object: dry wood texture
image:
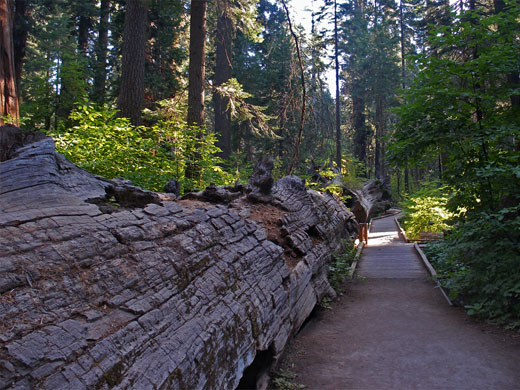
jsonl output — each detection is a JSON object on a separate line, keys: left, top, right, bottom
{"left": 0, "top": 133, "right": 357, "bottom": 389}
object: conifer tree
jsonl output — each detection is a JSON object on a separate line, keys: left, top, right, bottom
{"left": 117, "top": 0, "right": 148, "bottom": 126}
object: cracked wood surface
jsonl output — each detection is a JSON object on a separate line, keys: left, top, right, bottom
{"left": 0, "top": 137, "right": 357, "bottom": 389}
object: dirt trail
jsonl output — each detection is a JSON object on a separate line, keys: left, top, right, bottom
{"left": 279, "top": 215, "right": 520, "bottom": 390}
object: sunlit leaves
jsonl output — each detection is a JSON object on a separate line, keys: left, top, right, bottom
{"left": 51, "top": 102, "right": 233, "bottom": 192}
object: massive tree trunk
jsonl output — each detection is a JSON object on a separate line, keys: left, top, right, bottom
{"left": 185, "top": 0, "right": 207, "bottom": 185}
{"left": 117, "top": 0, "right": 147, "bottom": 126}
{"left": 92, "top": 0, "right": 110, "bottom": 103}
{"left": 346, "top": 179, "right": 392, "bottom": 223}
{"left": 0, "top": 0, "right": 18, "bottom": 125}
{"left": 0, "top": 131, "right": 358, "bottom": 389}
{"left": 214, "top": 0, "right": 232, "bottom": 160}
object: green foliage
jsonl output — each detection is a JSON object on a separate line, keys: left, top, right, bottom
{"left": 390, "top": 1, "right": 520, "bottom": 327}
{"left": 424, "top": 206, "right": 520, "bottom": 327}
{"left": 144, "top": 99, "right": 234, "bottom": 191}
{"left": 51, "top": 102, "right": 232, "bottom": 192}
{"left": 20, "top": 1, "right": 88, "bottom": 130}
{"left": 223, "top": 152, "right": 254, "bottom": 184}
{"left": 400, "top": 183, "right": 455, "bottom": 239}
{"left": 329, "top": 240, "right": 357, "bottom": 292}
{"left": 213, "top": 78, "right": 275, "bottom": 138}
{"left": 303, "top": 155, "right": 364, "bottom": 204}
{"left": 389, "top": 2, "right": 520, "bottom": 214}
{"left": 272, "top": 369, "right": 306, "bottom": 390}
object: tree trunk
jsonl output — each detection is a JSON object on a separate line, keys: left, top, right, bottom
{"left": 0, "top": 0, "right": 18, "bottom": 125}
{"left": 494, "top": 0, "right": 520, "bottom": 151}
{"left": 13, "top": 0, "right": 28, "bottom": 90}
{"left": 0, "top": 136, "right": 359, "bottom": 389}
{"left": 92, "top": 0, "right": 110, "bottom": 103}
{"left": 77, "top": 15, "right": 91, "bottom": 56}
{"left": 346, "top": 179, "right": 392, "bottom": 223}
{"left": 282, "top": 0, "right": 307, "bottom": 175}
{"left": 334, "top": 0, "right": 341, "bottom": 169}
{"left": 352, "top": 90, "right": 366, "bottom": 165}
{"left": 374, "top": 95, "right": 385, "bottom": 179}
{"left": 399, "top": 0, "right": 409, "bottom": 191}
{"left": 214, "top": 0, "right": 232, "bottom": 160}
{"left": 399, "top": 0, "right": 406, "bottom": 90}
{"left": 187, "top": 0, "right": 206, "bottom": 128}
{"left": 185, "top": 0, "right": 207, "bottom": 185}
{"left": 404, "top": 167, "right": 409, "bottom": 192}
{"left": 117, "top": 0, "right": 147, "bottom": 126}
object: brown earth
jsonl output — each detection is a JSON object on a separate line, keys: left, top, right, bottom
{"left": 276, "top": 216, "right": 520, "bottom": 390}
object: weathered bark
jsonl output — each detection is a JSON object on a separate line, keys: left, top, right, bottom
{"left": 92, "top": 0, "right": 110, "bottom": 103}
{"left": 214, "top": 0, "right": 232, "bottom": 160}
{"left": 0, "top": 124, "right": 45, "bottom": 161}
{"left": 0, "top": 0, "right": 18, "bottom": 125}
{"left": 117, "top": 0, "right": 147, "bottom": 126}
{"left": 246, "top": 156, "right": 275, "bottom": 203}
{"left": 0, "top": 133, "right": 358, "bottom": 389}
{"left": 346, "top": 179, "right": 392, "bottom": 223}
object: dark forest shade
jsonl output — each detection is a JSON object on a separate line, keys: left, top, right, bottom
{"left": 13, "top": 0, "right": 28, "bottom": 91}
{"left": 214, "top": 0, "right": 232, "bottom": 160}
{"left": 185, "top": 0, "right": 207, "bottom": 184}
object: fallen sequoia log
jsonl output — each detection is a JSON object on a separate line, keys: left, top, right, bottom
{"left": 0, "top": 134, "right": 358, "bottom": 389}
{"left": 345, "top": 179, "right": 392, "bottom": 223}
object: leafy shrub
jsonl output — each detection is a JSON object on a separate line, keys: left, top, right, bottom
{"left": 400, "top": 183, "right": 455, "bottom": 239}
{"left": 329, "top": 240, "right": 357, "bottom": 292}
{"left": 51, "top": 102, "right": 233, "bottom": 192}
{"left": 425, "top": 206, "right": 520, "bottom": 328}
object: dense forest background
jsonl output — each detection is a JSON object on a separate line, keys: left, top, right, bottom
{"left": 1, "top": 0, "right": 519, "bottom": 326}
